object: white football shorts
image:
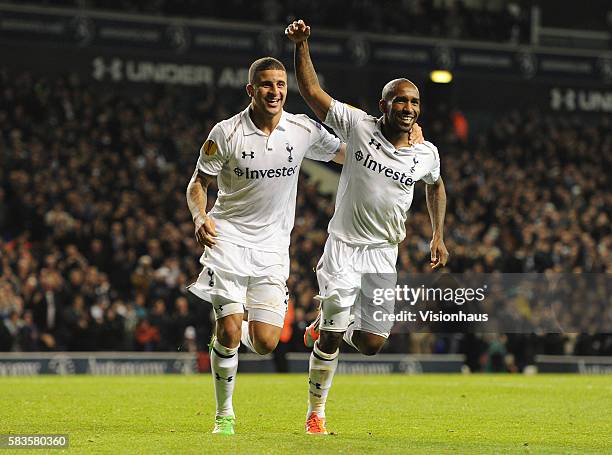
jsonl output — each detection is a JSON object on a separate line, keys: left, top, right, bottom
{"left": 187, "top": 239, "right": 289, "bottom": 328}
{"left": 316, "top": 234, "right": 397, "bottom": 337}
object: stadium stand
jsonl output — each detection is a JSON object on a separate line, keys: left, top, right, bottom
{"left": 5, "top": 0, "right": 531, "bottom": 43}
{"left": 0, "top": 68, "right": 610, "bottom": 371}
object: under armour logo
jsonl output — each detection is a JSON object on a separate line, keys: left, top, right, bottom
{"left": 92, "top": 57, "right": 123, "bottom": 81}
{"left": 355, "top": 150, "right": 364, "bottom": 161}
{"left": 242, "top": 151, "right": 255, "bottom": 159}
{"left": 324, "top": 319, "right": 334, "bottom": 325}
{"left": 368, "top": 138, "right": 382, "bottom": 150}
{"left": 207, "top": 269, "right": 214, "bottom": 287}
{"left": 234, "top": 167, "right": 244, "bottom": 177}
{"left": 309, "top": 379, "right": 322, "bottom": 389}
{"left": 409, "top": 157, "right": 419, "bottom": 173}
{"left": 550, "top": 88, "right": 577, "bottom": 111}
{"left": 286, "top": 143, "right": 294, "bottom": 162}
{"left": 215, "top": 373, "right": 233, "bottom": 382}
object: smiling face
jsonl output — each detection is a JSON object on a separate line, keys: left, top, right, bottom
{"left": 379, "top": 80, "right": 420, "bottom": 134}
{"left": 247, "top": 69, "right": 288, "bottom": 119}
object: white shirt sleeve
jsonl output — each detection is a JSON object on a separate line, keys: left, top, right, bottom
{"left": 304, "top": 118, "right": 342, "bottom": 162}
{"left": 324, "top": 99, "right": 368, "bottom": 143}
{"left": 421, "top": 142, "right": 441, "bottom": 185}
{"left": 196, "top": 124, "right": 229, "bottom": 176}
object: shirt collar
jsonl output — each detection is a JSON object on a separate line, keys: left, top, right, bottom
{"left": 241, "top": 106, "right": 288, "bottom": 136}
{"left": 374, "top": 117, "right": 393, "bottom": 149}
{"left": 375, "top": 117, "right": 415, "bottom": 155}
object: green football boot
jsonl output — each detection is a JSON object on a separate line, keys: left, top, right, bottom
{"left": 212, "top": 415, "right": 235, "bottom": 435}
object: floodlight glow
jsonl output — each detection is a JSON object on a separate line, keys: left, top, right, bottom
{"left": 430, "top": 70, "right": 453, "bottom": 83}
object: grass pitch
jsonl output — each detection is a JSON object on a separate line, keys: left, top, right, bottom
{"left": 1, "top": 374, "right": 610, "bottom": 454}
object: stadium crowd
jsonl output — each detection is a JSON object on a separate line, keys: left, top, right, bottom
{"left": 0, "top": 69, "right": 610, "bottom": 371}
{"left": 11, "top": 0, "right": 530, "bottom": 43}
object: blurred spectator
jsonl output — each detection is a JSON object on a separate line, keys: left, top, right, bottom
{"left": 170, "top": 296, "right": 196, "bottom": 351}
{"left": 134, "top": 319, "right": 160, "bottom": 351}
{"left": 62, "top": 294, "right": 90, "bottom": 350}
{"left": 148, "top": 299, "right": 171, "bottom": 350}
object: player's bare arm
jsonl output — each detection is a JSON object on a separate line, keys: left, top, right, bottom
{"left": 186, "top": 169, "right": 218, "bottom": 248}
{"left": 285, "top": 20, "right": 333, "bottom": 122}
{"left": 426, "top": 177, "right": 449, "bottom": 269}
{"left": 331, "top": 143, "right": 347, "bottom": 164}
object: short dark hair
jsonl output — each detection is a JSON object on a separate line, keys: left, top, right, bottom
{"left": 381, "top": 78, "right": 418, "bottom": 101}
{"left": 248, "top": 57, "right": 286, "bottom": 85}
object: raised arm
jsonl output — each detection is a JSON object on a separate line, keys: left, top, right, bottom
{"left": 186, "top": 170, "right": 218, "bottom": 248}
{"left": 425, "top": 177, "right": 449, "bottom": 269}
{"left": 285, "top": 20, "right": 333, "bottom": 122}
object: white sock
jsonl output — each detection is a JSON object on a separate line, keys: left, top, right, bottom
{"left": 307, "top": 341, "right": 339, "bottom": 419}
{"left": 240, "top": 320, "right": 257, "bottom": 353}
{"left": 343, "top": 322, "right": 359, "bottom": 351}
{"left": 211, "top": 339, "right": 239, "bottom": 418}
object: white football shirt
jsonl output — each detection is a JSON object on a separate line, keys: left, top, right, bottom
{"left": 196, "top": 107, "right": 341, "bottom": 252}
{"left": 325, "top": 99, "right": 440, "bottom": 246}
